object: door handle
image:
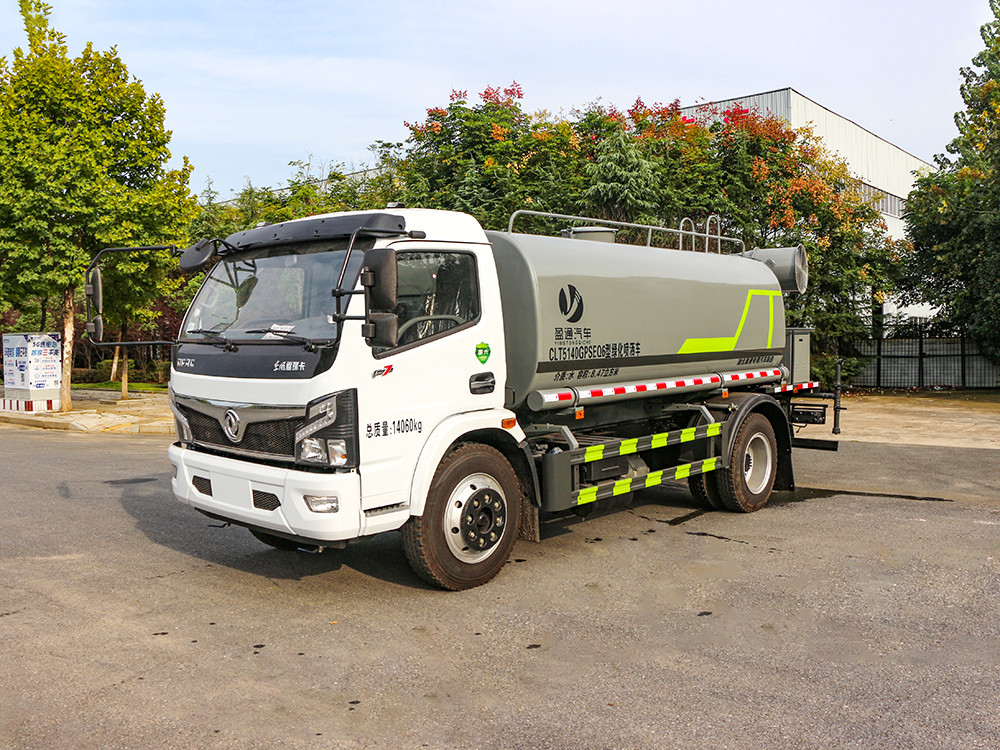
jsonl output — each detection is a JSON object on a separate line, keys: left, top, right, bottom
{"left": 469, "top": 372, "right": 495, "bottom": 395}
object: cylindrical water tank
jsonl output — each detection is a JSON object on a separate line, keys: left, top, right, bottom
{"left": 486, "top": 231, "right": 790, "bottom": 410}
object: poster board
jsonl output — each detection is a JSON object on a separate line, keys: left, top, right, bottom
{"left": 2, "top": 332, "right": 62, "bottom": 411}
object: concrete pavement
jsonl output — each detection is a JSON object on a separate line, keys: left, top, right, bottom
{"left": 0, "top": 388, "right": 174, "bottom": 435}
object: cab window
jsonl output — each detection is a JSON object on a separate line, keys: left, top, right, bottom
{"left": 393, "top": 252, "right": 480, "bottom": 346}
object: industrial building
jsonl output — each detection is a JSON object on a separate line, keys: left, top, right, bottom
{"left": 681, "top": 87, "right": 933, "bottom": 238}
{"left": 682, "top": 87, "right": 934, "bottom": 319}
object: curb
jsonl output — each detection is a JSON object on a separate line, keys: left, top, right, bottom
{"left": 0, "top": 413, "right": 89, "bottom": 431}
{"left": 0, "top": 411, "right": 175, "bottom": 435}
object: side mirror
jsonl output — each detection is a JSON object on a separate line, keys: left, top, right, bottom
{"left": 85, "top": 267, "right": 103, "bottom": 314}
{"left": 362, "top": 312, "right": 399, "bottom": 348}
{"left": 236, "top": 275, "right": 258, "bottom": 307}
{"left": 86, "top": 315, "right": 104, "bottom": 343}
{"left": 360, "top": 247, "right": 398, "bottom": 311}
{"left": 179, "top": 238, "right": 217, "bottom": 273}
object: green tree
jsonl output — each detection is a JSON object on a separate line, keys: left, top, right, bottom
{"left": 0, "top": 0, "right": 195, "bottom": 408}
{"left": 394, "top": 89, "right": 896, "bottom": 383}
{"left": 904, "top": 0, "right": 1000, "bottom": 362}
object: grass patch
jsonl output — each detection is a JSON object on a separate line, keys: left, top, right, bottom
{"left": 71, "top": 381, "right": 168, "bottom": 393}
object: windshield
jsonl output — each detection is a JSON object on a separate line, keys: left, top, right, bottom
{"left": 180, "top": 238, "right": 370, "bottom": 343}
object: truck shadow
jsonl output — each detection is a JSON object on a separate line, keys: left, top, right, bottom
{"left": 539, "top": 483, "right": 705, "bottom": 540}
{"left": 114, "top": 476, "right": 428, "bottom": 589}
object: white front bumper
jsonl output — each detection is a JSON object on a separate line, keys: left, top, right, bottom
{"left": 168, "top": 444, "right": 364, "bottom": 542}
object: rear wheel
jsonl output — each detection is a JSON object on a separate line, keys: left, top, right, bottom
{"left": 688, "top": 472, "right": 725, "bottom": 510}
{"left": 402, "top": 443, "right": 521, "bottom": 590}
{"left": 716, "top": 413, "right": 777, "bottom": 513}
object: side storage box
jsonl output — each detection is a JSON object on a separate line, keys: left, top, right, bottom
{"left": 782, "top": 327, "right": 812, "bottom": 384}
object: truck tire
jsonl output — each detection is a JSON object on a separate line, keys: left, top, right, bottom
{"left": 688, "top": 472, "right": 725, "bottom": 510}
{"left": 716, "top": 413, "right": 777, "bottom": 513}
{"left": 402, "top": 443, "right": 522, "bottom": 590}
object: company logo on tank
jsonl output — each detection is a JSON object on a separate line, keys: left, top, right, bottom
{"left": 558, "top": 285, "right": 584, "bottom": 323}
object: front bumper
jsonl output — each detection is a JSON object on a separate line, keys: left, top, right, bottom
{"left": 168, "top": 443, "right": 363, "bottom": 542}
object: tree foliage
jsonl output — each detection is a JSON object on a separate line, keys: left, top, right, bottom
{"left": 0, "top": 0, "right": 195, "bottom": 406}
{"left": 904, "top": 0, "right": 1000, "bottom": 363}
{"left": 387, "top": 85, "right": 897, "bottom": 383}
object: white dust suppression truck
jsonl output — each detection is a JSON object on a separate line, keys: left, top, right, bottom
{"left": 85, "top": 208, "right": 835, "bottom": 589}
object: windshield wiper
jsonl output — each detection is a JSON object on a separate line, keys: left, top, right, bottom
{"left": 245, "top": 328, "right": 333, "bottom": 352}
{"left": 184, "top": 328, "right": 233, "bottom": 348}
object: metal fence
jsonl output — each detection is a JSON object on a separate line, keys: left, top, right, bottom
{"left": 851, "top": 335, "right": 1000, "bottom": 389}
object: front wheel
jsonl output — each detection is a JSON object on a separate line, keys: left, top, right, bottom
{"left": 402, "top": 443, "right": 522, "bottom": 590}
{"left": 716, "top": 413, "right": 777, "bottom": 513}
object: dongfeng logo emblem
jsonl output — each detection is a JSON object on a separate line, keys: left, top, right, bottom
{"left": 558, "top": 284, "right": 584, "bottom": 323}
{"left": 223, "top": 409, "right": 241, "bottom": 443}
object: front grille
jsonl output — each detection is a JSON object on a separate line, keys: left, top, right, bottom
{"left": 252, "top": 490, "right": 281, "bottom": 511}
{"left": 182, "top": 407, "right": 303, "bottom": 458}
{"left": 192, "top": 475, "right": 213, "bottom": 496}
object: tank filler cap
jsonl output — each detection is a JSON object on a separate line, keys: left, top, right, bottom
{"left": 560, "top": 226, "right": 617, "bottom": 243}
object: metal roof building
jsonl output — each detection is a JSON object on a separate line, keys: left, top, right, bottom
{"left": 682, "top": 88, "right": 935, "bottom": 319}
{"left": 681, "top": 87, "right": 934, "bottom": 242}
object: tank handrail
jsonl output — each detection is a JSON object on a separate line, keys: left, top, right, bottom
{"left": 506, "top": 209, "right": 745, "bottom": 253}
{"left": 678, "top": 217, "right": 696, "bottom": 252}
{"left": 704, "top": 214, "right": 722, "bottom": 254}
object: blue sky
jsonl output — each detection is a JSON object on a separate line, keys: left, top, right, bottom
{"left": 0, "top": 0, "right": 993, "bottom": 198}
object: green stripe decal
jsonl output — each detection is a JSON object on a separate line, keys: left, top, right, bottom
{"left": 584, "top": 445, "right": 605, "bottom": 462}
{"left": 651, "top": 433, "right": 669, "bottom": 449}
{"left": 677, "top": 289, "right": 783, "bottom": 354}
{"left": 645, "top": 471, "right": 664, "bottom": 488}
{"left": 703, "top": 457, "right": 718, "bottom": 472}
{"left": 619, "top": 438, "right": 638, "bottom": 456}
{"left": 577, "top": 486, "right": 598, "bottom": 505}
{"left": 613, "top": 479, "right": 632, "bottom": 496}
{"left": 680, "top": 427, "right": 696, "bottom": 442}
{"left": 707, "top": 423, "right": 722, "bottom": 437}
{"left": 674, "top": 464, "right": 691, "bottom": 480}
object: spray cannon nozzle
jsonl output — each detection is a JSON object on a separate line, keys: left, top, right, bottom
{"left": 744, "top": 245, "right": 808, "bottom": 294}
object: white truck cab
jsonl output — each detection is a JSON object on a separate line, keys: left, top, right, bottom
{"left": 166, "top": 209, "right": 527, "bottom": 588}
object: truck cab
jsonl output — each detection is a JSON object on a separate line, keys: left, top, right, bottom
{"left": 168, "top": 209, "right": 526, "bottom": 588}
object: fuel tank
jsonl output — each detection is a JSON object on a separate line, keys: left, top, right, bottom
{"left": 485, "top": 231, "right": 789, "bottom": 411}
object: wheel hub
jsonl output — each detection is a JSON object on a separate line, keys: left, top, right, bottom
{"left": 743, "top": 432, "right": 773, "bottom": 495}
{"left": 459, "top": 488, "right": 506, "bottom": 552}
{"left": 444, "top": 473, "right": 508, "bottom": 563}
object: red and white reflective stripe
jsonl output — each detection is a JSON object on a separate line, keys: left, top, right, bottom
{"left": 722, "top": 368, "right": 783, "bottom": 383}
{"left": 771, "top": 381, "right": 820, "bottom": 393}
{"left": 1, "top": 398, "right": 57, "bottom": 412}
{"left": 539, "top": 390, "right": 575, "bottom": 405}
{"left": 578, "top": 374, "right": 723, "bottom": 402}
{"left": 533, "top": 368, "right": 783, "bottom": 410}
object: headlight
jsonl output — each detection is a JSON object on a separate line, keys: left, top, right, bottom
{"left": 294, "top": 390, "right": 358, "bottom": 469}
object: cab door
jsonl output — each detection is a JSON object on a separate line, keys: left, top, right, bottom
{"left": 356, "top": 246, "right": 502, "bottom": 510}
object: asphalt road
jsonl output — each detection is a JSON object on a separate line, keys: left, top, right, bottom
{"left": 1, "top": 426, "right": 998, "bottom": 749}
